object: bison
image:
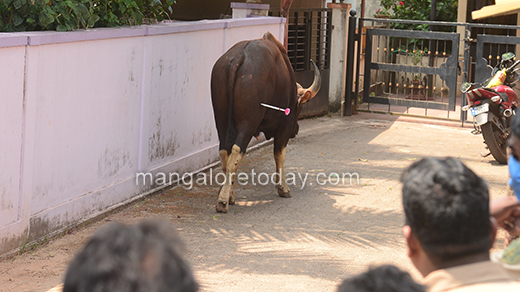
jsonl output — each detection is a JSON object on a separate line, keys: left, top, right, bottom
{"left": 210, "top": 32, "right": 321, "bottom": 213}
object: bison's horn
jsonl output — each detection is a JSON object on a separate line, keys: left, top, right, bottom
{"left": 297, "top": 59, "right": 322, "bottom": 105}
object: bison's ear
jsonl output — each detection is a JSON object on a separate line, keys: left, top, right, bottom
{"left": 297, "top": 89, "right": 313, "bottom": 105}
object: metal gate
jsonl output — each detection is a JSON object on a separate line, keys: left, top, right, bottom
{"left": 271, "top": 8, "right": 332, "bottom": 117}
{"left": 364, "top": 28, "right": 459, "bottom": 111}
{"left": 475, "top": 35, "right": 520, "bottom": 84}
{"left": 347, "top": 14, "right": 520, "bottom": 122}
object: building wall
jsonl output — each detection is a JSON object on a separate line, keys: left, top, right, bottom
{"left": 172, "top": 0, "right": 323, "bottom": 20}
{"left": 0, "top": 17, "right": 285, "bottom": 256}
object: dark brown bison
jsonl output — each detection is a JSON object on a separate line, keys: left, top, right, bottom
{"left": 210, "top": 32, "right": 321, "bottom": 213}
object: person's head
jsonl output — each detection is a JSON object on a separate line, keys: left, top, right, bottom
{"left": 62, "top": 219, "right": 199, "bottom": 292}
{"left": 337, "top": 264, "right": 425, "bottom": 292}
{"left": 401, "top": 157, "right": 496, "bottom": 276}
{"left": 508, "top": 113, "right": 520, "bottom": 161}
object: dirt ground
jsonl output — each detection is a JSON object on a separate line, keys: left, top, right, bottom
{"left": 0, "top": 112, "right": 512, "bottom": 292}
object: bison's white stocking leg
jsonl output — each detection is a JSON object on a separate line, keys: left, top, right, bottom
{"left": 275, "top": 147, "right": 291, "bottom": 198}
{"left": 219, "top": 149, "right": 229, "bottom": 173}
{"left": 216, "top": 145, "right": 244, "bottom": 212}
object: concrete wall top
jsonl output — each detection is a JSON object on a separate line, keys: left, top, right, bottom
{"left": 230, "top": 2, "right": 270, "bottom": 9}
{"left": 0, "top": 17, "right": 286, "bottom": 47}
{"left": 0, "top": 33, "right": 28, "bottom": 47}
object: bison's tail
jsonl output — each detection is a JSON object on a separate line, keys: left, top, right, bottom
{"left": 225, "top": 53, "right": 245, "bottom": 152}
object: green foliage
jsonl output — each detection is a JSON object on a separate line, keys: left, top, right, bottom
{"left": 409, "top": 48, "right": 423, "bottom": 65}
{"left": 379, "top": 0, "right": 458, "bottom": 30}
{"left": 373, "top": 7, "right": 391, "bottom": 17}
{"left": 0, "top": 0, "right": 176, "bottom": 32}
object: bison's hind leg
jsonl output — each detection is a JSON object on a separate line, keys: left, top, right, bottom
{"left": 274, "top": 146, "right": 291, "bottom": 198}
{"left": 218, "top": 149, "right": 236, "bottom": 205}
{"left": 219, "top": 149, "right": 229, "bottom": 173}
{"left": 216, "top": 144, "right": 244, "bottom": 213}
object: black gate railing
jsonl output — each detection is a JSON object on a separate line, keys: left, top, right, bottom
{"left": 364, "top": 28, "right": 459, "bottom": 111}
{"left": 271, "top": 8, "right": 332, "bottom": 117}
{"left": 475, "top": 35, "right": 520, "bottom": 84}
{"left": 270, "top": 8, "right": 332, "bottom": 72}
{"left": 347, "top": 15, "right": 520, "bottom": 122}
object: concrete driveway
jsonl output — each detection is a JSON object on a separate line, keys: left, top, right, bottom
{"left": 0, "top": 112, "right": 511, "bottom": 292}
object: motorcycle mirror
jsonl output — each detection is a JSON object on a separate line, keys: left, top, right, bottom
{"left": 510, "top": 60, "right": 520, "bottom": 71}
{"left": 502, "top": 52, "right": 515, "bottom": 61}
{"left": 460, "top": 82, "right": 472, "bottom": 93}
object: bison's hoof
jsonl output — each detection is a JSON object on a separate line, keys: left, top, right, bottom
{"left": 216, "top": 201, "right": 228, "bottom": 213}
{"left": 229, "top": 196, "right": 236, "bottom": 205}
{"left": 277, "top": 186, "right": 292, "bottom": 198}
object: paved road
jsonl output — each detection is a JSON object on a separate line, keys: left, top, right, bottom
{"left": 0, "top": 113, "right": 511, "bottom": 292}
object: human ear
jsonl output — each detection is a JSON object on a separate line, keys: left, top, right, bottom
{"left": 403, "top": 225, "right": 416, "bottom": 258}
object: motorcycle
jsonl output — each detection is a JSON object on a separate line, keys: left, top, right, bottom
{"left": 461, "top": 52, "right": 520, "bottom": 164}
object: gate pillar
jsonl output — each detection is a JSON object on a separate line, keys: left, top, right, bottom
{"left": 327, "top": 2, "right": 350, "bottom": 113}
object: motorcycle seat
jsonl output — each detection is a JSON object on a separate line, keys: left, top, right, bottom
{"left": 482, "top": 87, "right": 508, "bottom": 102}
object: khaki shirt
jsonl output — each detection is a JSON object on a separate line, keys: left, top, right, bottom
{"left": 424, "top": 261, "right": 520, "bottom": 291}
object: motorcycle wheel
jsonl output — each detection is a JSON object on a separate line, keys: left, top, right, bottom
{"left": 481, "top": 122, "right": 508, "bottom": 164}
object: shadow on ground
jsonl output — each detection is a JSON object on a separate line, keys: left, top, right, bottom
{"left": 0, "top": 113, "right": 511, "bottom": 292}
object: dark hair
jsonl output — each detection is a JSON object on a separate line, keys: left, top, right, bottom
{"left": 337, "top": 265, "right": 425, "bottom": 292}
{"left": 63, "top": 219, "right": 199, "bottom": 292}
{"left": 511, "top": 112, "right": 520, "bottom": 139}
{"left": 401, "top": 157, "right": 491, "bottom": 262}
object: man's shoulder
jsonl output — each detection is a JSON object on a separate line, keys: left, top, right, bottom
{"left": 445, "top": 281, "right": 520, "bottom": 292}
{"left": 425, "top": 261, "right": 520, "bottom": 292}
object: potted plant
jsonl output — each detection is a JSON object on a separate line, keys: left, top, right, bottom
{"left": 374, "top": 7, "right": 391, "bottom": 19}
{"left": 407, "top": 49, "right": 426, "bottom": 99}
